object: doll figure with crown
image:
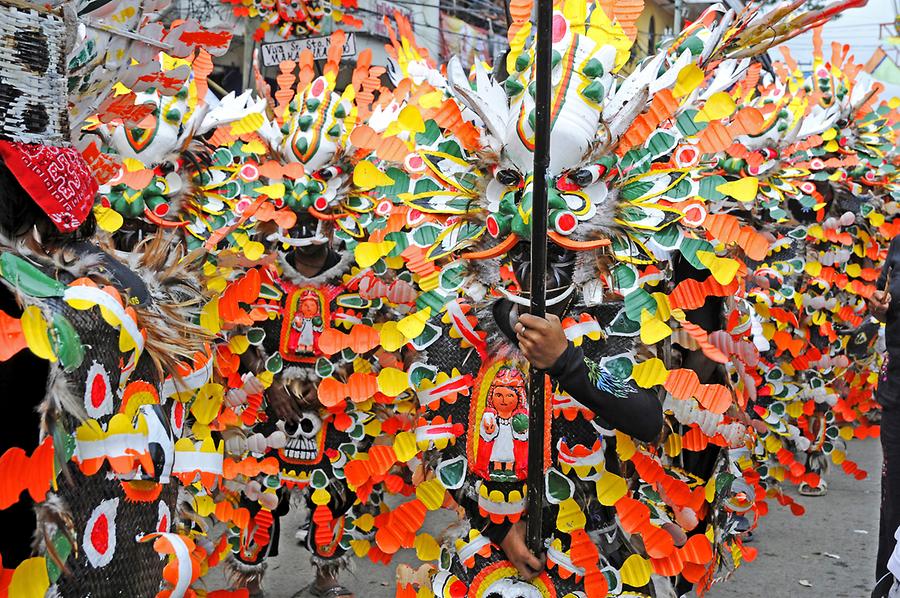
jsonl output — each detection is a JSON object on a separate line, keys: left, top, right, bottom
{"left": 286, "top": 287, "right": 327, "bottom": 356}
{"left": 475, "top": 366, "right": 530, "bottom": 483}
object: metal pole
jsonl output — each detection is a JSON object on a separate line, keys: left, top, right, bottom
{"left": 525, "top": 0, "right": 552, "bottom": 557}
{"left": 674, "top": 0, "right": 683, "bottom": 35}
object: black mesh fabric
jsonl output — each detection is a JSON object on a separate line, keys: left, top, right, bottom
{"left": 54, "top": 474, "right": 177, "bottom": 597}
{"left": 34, "top": 291, "right": 176, "bottom": 595}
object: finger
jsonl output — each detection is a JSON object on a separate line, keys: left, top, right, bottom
{"left": 518, "top": 313, "right": 540, "bottom": 325}
{"left": 519, "top": 330, "right": 542, "bottom": 343}
{"left": 546, "top": 313, "right": 561, "bottom": 325}
{"left": 518, "top": 314, "right": 548, "bottom": 331}
{"left": 524, "top": 552, "right": 544, "bottom": 573}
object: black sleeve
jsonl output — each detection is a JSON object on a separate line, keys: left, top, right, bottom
{"left": 877, "top": 236, "right": 900, "bottom": 290}
{"left": 547, "top": 343, "right": 663, "bottom": 443}
{"left": 449, "top": 487, "right": 512, "bottom": 545}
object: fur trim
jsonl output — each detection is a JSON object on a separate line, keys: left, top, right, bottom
{"left": 114, "top": 234, "right": 214, "bottom": 381}
{"left": 281, "top": 366, "right": 318, "bottom": 383}
{"left": 310, "top": 552, "right": 352, "bottom": 577}
{"left": 42, "top": 368, "right": 85, "bottom": 430}
{"left": 224, "top": 554, "right": 268, "bottom": 588}
{"left": 0, "top": 233, "right": 104, "bottom": 282}
{"left": 571, "top": 188, "right": 620, "bottom": 243}
{"left": 277, "top": 250, "right": 355, "bottom": 286}
{"left": 34, "top": 493, "right": 75, "bottom": 576}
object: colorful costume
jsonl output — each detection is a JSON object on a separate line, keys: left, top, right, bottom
{"left": 334, "top": 3, "right": 872, "bottom": 595}
{"left": 0, "top": 0, "right": 897, "bottom": 596}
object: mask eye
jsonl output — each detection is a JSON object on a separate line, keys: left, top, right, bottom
{"left": 496, "top": 169, "right": 522, "bottom": 187}
{"left": 158, "top": 160, "right": 177, "bottom": 175}
{"left": 570, "top": 168, "right": 594, "bottom": 187}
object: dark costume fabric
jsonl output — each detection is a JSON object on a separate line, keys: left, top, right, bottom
{"left": 877, "top": 236, "right": 900, "bottom": 583}
{"left": 0, "top": 249, "right": 181, "bottom": 596}
{"left": 230, "top": 249, "right": 373, "bottom": 578}
{"left": 423, "top": 300, "right": 662, "bottom": 596}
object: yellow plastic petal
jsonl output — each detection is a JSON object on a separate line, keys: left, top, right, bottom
{"left": 355, "top": 241, "right": 396, "bottom": 269}
{"left": 21, "top": 305, "right": 55, "bottom": 362}
{"left": 311, "top": 488, "right": 331, "bottom": 506}
{"left": 556, "top": 497, "right": 587, "bottom": 532}
{"left": 665, "top": 432, "right": 682, "bottom": 457}
{"left": 705, "top": 475, "right": 717, "bottom": 503}
{"left": 228, "top": 335, "right": 250, "bottom": 355}
{"left": 350, "top": 539, "right": 371, "bottom": 557}
{"left": 193, "top": 494, "right": 216, "bottom": 517}
{"left": 393, "top": 430, "right": 418, "bottom": 463}
{"left": 243, "top": 139, "right": 267, "bottom": 155}
{"left": 377, "top": 367, "right": 409, "bottom": 397}
{"left": 413, "top": 533, "right": 441, "bottom": 561}
{"left": 596, "top": 472, "right": 627, "bottom": 506}
{"left": 415, "top": 478, "right": 446, "bottom": 511}
{"left": 397, "top": 308, "right": 431, "bottom": 339}
{"left": 640, "top": 309, "right": 672, "bottom": 345}
{"left": 716, "top": 177, "right": 759, "bottom": 202}
{"left": 230, "top": 112, "right": 264, "bottom": 136}
{"left": 200, "top": 297, "right": 221, "bottom": 334}
{"left": 616, "top": 431, "right": 637, "bottom": 461}
{"left": 255, "top": 183, "right": 285, "bottom": 200}
{"left": 94, "top": 205, "right": 124, "bottom": 233}
{"left": 696, "top": 91, "right": 737, "bottom": 122}
{"left": 398, "top": 106, "right": 426, "bottom": 134}
{"left": 191, "top": 384, "right": 224, "bottom": 425}
{"left": 620, "top": 554, "right": 652, "bottom": 587}
{"left": 673, "top": 64, "right": 704, "bottom": 98}
{"left": 9, "top": 557, "right": 49, "bottom": 598}
{"left": 696, "top": 251, "right": 739, "bottom": 285}
{"left": 353, "top": 161, "right": 395, "bottom": 191}
{"left": 632, "top": 358, "right": 669, "bottom": 388}
{"left": 785, "top": 401, "right": 804, "bottom": 419}
{"left": 354, "top": 513, "right": 375, "bottom": 532}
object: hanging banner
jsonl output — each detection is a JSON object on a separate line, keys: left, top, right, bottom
{"left": 440, "top": 14, "right": 504, "bottom": 64}
{"left": 260, "top": 32, "right": 357, "bottom": 67}
{"left": 359, "top": 0, "right": 413, "bottom": 39}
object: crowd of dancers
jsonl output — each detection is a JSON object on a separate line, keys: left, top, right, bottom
{"left": 0, "top": 0, "right": 897, "bottom": 596}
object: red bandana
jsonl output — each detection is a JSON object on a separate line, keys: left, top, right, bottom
{"left": 0, "top": 141, "right": 97, "bottom": 233}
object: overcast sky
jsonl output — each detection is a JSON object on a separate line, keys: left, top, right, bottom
{"left": 776, "top": 0, "right": 900, "bottom": 99}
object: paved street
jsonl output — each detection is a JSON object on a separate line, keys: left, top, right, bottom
{"left": 230, "top": 437, "right": 883, "bottom": 597}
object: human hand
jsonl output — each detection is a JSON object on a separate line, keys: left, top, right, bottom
{"left": 499, "top": 521, "right": 545, "bottom": 580}
{"left": 867, "top": 290, "right": 891, "bottom": 322}
{"left": 515, "top": 313, "right": 568, "bottom": 370}
{"left": 267, "top": 383, "right": 302, "bottom": 423}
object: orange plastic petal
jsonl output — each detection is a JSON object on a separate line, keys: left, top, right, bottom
{"left": 0, "top": 311, "right": 25, "bottom": 361}
{"left": 615, "top": 496, "right": 650, "bottom": 534}
{"left": 0, "top": 437, "right": 53, "bottom": 509}
{"left": 703, "top": 213, "right": 770, "bottom": 261}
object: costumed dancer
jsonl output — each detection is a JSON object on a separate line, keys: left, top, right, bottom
{"left": 331, "top": 1, "right": 866, "bottom": 594}
{"left": 222, "top": 36, "right": 412, "bottom": 598}
{"left": 712, "top": 30, "right": 894, "bottom": 507}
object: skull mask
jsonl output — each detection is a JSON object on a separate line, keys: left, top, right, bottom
{"left": 278, "top": 411, "right": 325, "bottom": 464}
{"left": 483, "top": 578, "right": 544, "bottom": 598}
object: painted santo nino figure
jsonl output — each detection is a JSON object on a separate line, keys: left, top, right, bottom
{"left": 476, "top": 367, "right": 529, "bottom": 482}
{"left": 288, "top": 289, "right": 325, "bottom": 355}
